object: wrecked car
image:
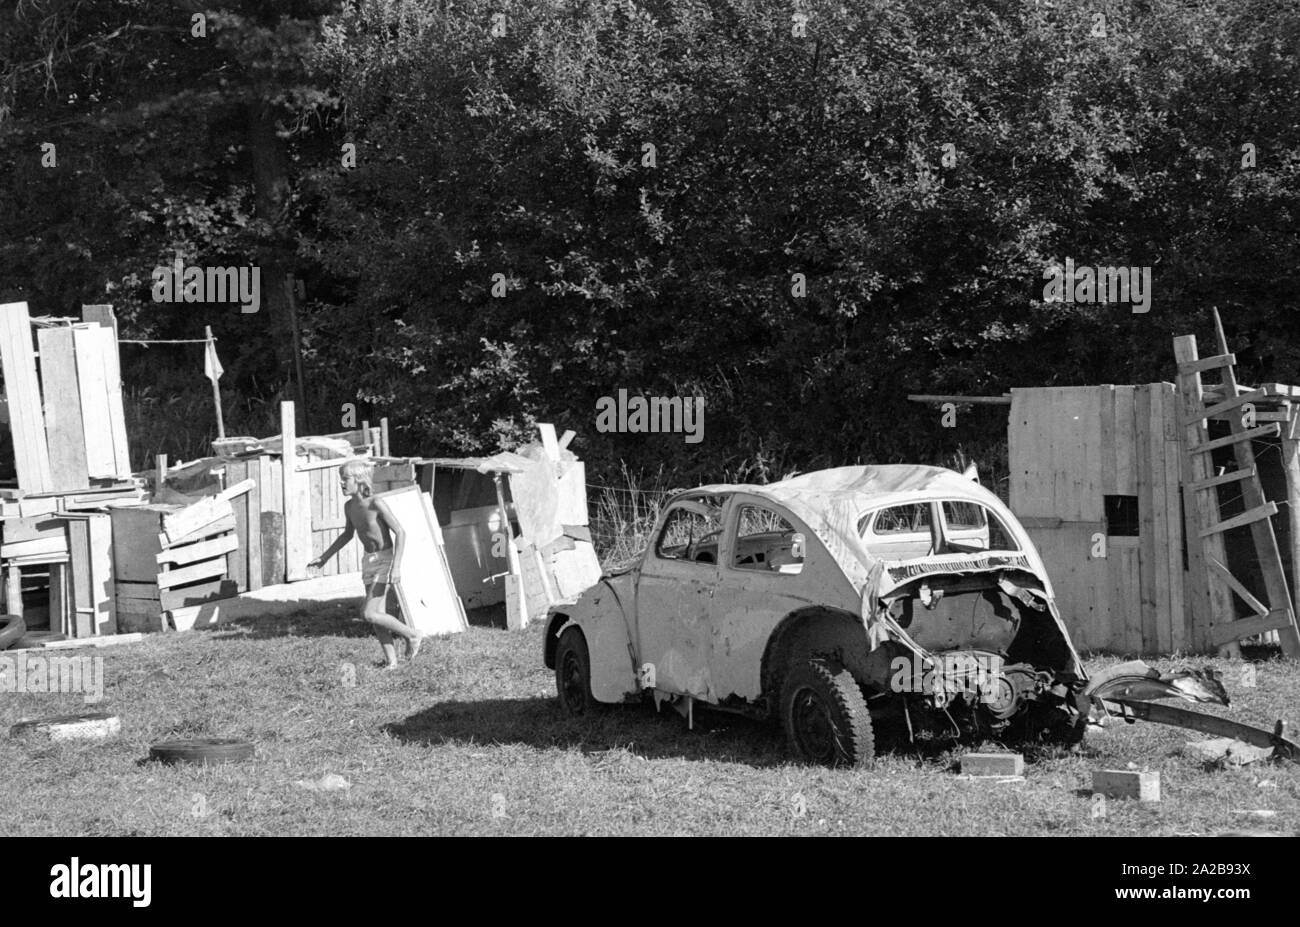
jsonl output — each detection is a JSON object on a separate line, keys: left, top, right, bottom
{"left": 544, "top": 465, "right": 1091, "bottom": 766}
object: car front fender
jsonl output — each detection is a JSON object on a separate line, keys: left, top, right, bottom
{"left": 551, "top": 576, "right": 640, "bottom": 704}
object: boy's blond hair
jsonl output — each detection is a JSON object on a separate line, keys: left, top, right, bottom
{"left": 340, "top": 457, "right": 375, "bottom": 497}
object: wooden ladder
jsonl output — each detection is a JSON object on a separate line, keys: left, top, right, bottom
{"left": 1173, "top": 314, "right": 1300, "bottom": 657}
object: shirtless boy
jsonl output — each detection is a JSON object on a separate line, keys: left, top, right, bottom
{"left": 309, "top": 458, "right": 424, "bottom": 668}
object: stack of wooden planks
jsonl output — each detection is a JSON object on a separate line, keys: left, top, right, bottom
{"left": 0, "top": 302, "right": 132, "bottom": 494}
{"left": 111, "top": 480, "right": 250, "bottom": 631}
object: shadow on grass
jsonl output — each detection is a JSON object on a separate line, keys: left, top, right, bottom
{"left": 385, "top": 696, "right": 793, "bottom": 766}
{"left": 207, "top": 599, "right": 508, "bottom": 641}
{"left": 209, "top": 601, "right": 373, "bottom": 641}
{"left": 386, "top": 697, "right": 1094, "bottom": 769}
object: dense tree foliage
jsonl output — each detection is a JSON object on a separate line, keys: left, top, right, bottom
{"left": 2, "top": 0, "right": 1298, "bottom": 486}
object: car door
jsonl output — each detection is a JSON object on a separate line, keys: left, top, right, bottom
{"left": 634, "top": 494, "right": 727, "bottom": 700}
{"left": 708, "top": 499, "right": 827, "bottom": 700}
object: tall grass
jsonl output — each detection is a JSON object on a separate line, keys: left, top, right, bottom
{"left": 124, "top": 384, "right": 282, "bottom": 472}
{"left": 588, "top": 464, "right": 673, "bottom": 573}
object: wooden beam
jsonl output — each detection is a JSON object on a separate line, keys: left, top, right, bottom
{"left": 1176, "top": 353, "right": 1235, "bottom": 374}
{"left": 1188, "top": 467, "right": 1255, "bottom": 492}
{"left": 35, "top": 326, "right": 90, "bottom": 491}
{"left": 1210, "top": 609, "right": 1296, "bottom": 646}
{"left": 1187, "top": 423, "right": 1280, "bottom": 455}
{"left": 156, "top": 556, "right": 229, "bottom": 589}
{"left": 93, "top": 321, "right": 132, "bottom": 477}
{"left": 1199, "top": 502, "right": 1278, "bottom": 538}
{"left": 156, "top": 532, "right": 238, "bottom": 566}
{"left": 1181, "top": 389, "right": 1267, "bottom": 426}
{"left": 1211, "top": 309, "right": 1300, "bottom": 658}
{"left": 71, "top": 324, "right": 117, "bottom": 478}
{"left": 1174, "top": 334, "right": 1234, "bottom": 652}
{"left": 162, "top": 512, "right": 236, "bottom": 548}
{"left": 907, "top": 394, "right": 1012, "bottom": 405}
{"left": 0, "top": 302, "right": 54, "bottom": 492}
{"left": 1206, "top": 556, "right": 1269, "bottom": 617}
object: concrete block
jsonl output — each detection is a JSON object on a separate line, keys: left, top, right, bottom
{"left": 961, "top": 753, "right": 1025, "bottom": 776}
{"left": 1093, "top": 769, "right": 1160, "bottom": 801}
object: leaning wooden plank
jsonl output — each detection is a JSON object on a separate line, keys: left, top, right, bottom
{"left": 155, "top": 533, "right": 239, "bottom": 566}
{"left": 372, "top": 485, "right": 467, "bottom": 636}
{"left": 161, "top": 512, "right": 236, "bottom": 548}
{"left": 71, "top": 324, "right": 118, "bottom": 478}
{"left": 36, "top": 326, "right": 90, "bottom": 491}
{"left": 1180, "top": 389, "right": 1267, "bottom": 426}
{"left": 156, "top": 556, "right": 229, "bottom": 589}
{"left": 161, "top": 498, "right": 235, "bottom": 546}
{"left": 1187, "top": 423, "right": 1280, "bottom": 455}
{"left": 1176, "top": 353, "right": 1235, "bottom": 375}
{"left": 1206, "top": 557, "right": 1269, "bottom": 617}
{"left": 1173, "top": 335, "right": 1231, "bottom": 652}
{"left": 1199, "top": 502, "right": 1279, "bottom": 538}
{"left": 1213, "top": 314, "right": 1300, "bottom": 658}
{"left": 0, "top": 302, "right": 54, "bottom": 492}
{"left": 90, "top": 321, "right": 132, "bottom": 478}
{"left": 1188, "top": 467, "right": 1255, "bottom": 492}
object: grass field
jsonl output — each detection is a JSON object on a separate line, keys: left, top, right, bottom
{"left": 2, "top": 601, "right": 1298, "bottom": 836}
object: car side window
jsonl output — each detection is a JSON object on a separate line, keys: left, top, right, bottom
{"left": 732, "top": 505, "right": 804, "bottom": 574}
{"left": 941, "top": 501, "right": 1020, "bottom": 552}
{"left": 656, "top": 499, "right": 726, "bottom": 563}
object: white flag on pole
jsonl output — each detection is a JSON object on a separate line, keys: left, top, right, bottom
{"left": 204, "top": 336, "right": 224, "bottom": 382}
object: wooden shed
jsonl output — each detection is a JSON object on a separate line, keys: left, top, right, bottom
{"left": 1007, "top": 375, "right": 1300, "bottom": 656}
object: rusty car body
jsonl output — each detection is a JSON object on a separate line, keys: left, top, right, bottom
{"left": 544, "top": 465, "right": 1091, "bottom": 766}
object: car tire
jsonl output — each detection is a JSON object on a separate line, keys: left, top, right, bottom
{"left": 780, "top": 659, "right": 875, "bottom": 767}
{"left": 555, "top": 627, "right": 600, "bottom": 717}
{"left": 148, "top": 738, "right": 255, "bottom": 766}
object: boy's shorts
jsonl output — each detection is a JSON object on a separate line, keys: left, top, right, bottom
{"left": 362, "top": 548, "right": 395, "bottom": 589}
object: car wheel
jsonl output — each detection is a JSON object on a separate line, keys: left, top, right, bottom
{"left": 555, "top": 627, "right": 599, "bottom": 717}
{"left": 780, "top": 659, "right": 875, "bottom": 767}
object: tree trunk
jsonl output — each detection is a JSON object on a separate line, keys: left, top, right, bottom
{"left": 246, "top": 100, "right": 304, "bottom": 424}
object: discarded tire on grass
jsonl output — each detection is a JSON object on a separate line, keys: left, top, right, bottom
{"left": 0, "top": 614, "right": 25, "bottom": 651}
{"left": 10, "top": 712, "right": 121, "bottom": 741}
{"left": 148, "top": 737, "right": 255, "bottom": 766}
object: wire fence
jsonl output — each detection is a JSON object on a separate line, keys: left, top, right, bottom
{"left": 587, "top": 482, "right": 675, "bottom": 571}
